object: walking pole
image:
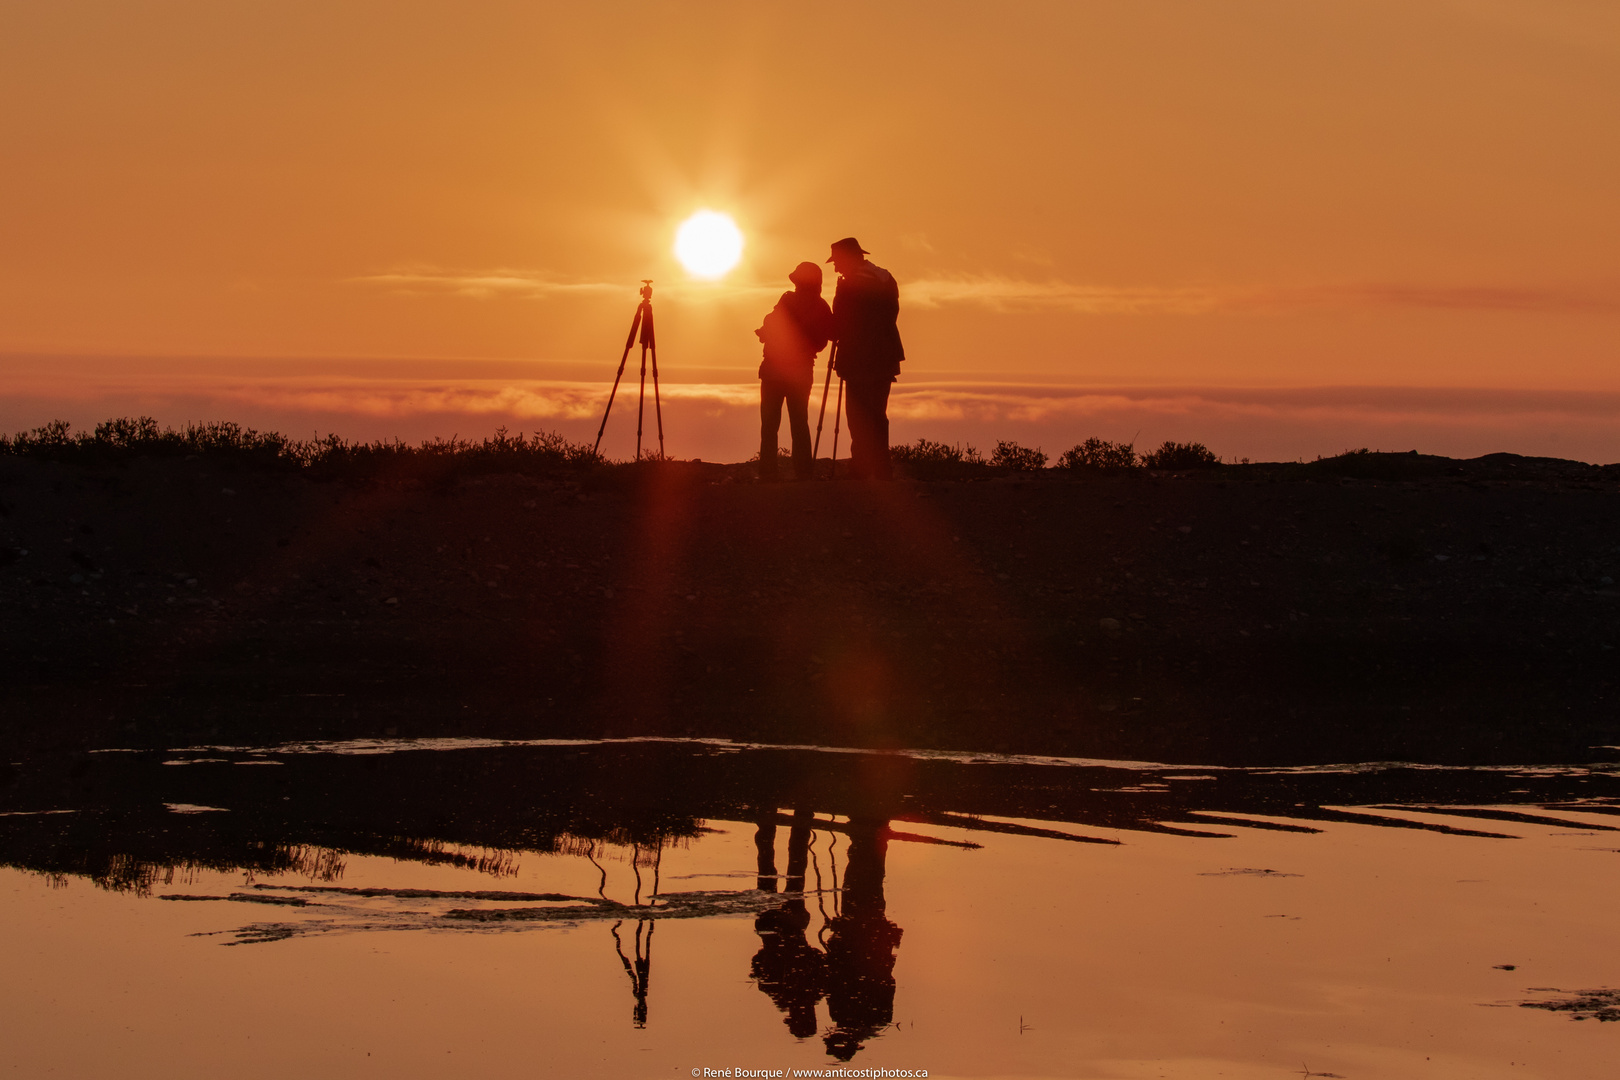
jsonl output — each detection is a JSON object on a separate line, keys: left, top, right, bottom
{"left": 594, "top": 302, "right": 645, "bottom": 456}
{"left": 812, "top": 342, "right": 837, "bottom": 462}
{"left": 829, "top": 376, "right": 845, "bottom": 479}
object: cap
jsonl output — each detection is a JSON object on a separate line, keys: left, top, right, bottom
{"left": 826, "top": 237, "right": 870, "bottom": 263}
{"left": 788, "top": 261, "right": 823, "bottom": 287}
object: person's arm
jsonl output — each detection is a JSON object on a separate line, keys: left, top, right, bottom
{"left": 809, "top": 298, "right": 833, "bottom": 354}
{"left": 830, "top": 280, "right": 850, "bottom": 344}
{"left": 878, "top": 269, "right": 900, "bottom": 323}
{"left": 757, "top": 293, "right": 793, "bottom": 344}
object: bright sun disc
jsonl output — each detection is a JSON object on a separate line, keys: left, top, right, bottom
{"left": 674, "top": 210, "right": 744, "bottom": 278}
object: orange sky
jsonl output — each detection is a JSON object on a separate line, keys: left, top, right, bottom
{"left": 2, "top": 1, "right": 1617, "bottom": 459}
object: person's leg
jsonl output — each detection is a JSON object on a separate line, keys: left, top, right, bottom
{"left": 871, "top": 379, "right": 893, "bottom": 480}
{"left": 759, "top": 378, "right": 786, "bottom": 479}
{"left": 840, "top": 380, "right": 863, "bottom": 478}
{"left": 786, "top": 377, "right": 813, "bottom": 480}
{"left": 843, "top": 380, "right": 877, "bottom": 479}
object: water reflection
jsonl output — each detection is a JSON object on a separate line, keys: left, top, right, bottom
{"left": 3, "top": 738, "right": 1620, "bottom": 1064}
{"left": 612, "top": 918, "right": 654, "bottom": 1028}
{"left": 753, "top": 812, "right": 825, "bottom": 1038}
{"left": 751, "top": 813, "right": 903, "bottom": 1057}
{"left": 8, "top": 738, "right": 1617, "bottom": 900}
{"left": 821, "top": 818, "right": 902, "bottom": 1060}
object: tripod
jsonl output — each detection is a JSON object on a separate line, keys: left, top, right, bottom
{"left": 593, "top": 280, "right": 665, "bottom": 461}
{"left": 811, "top": 343, "right": 844, "bottom": 479}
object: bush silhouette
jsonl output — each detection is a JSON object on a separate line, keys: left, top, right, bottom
{"left": 1059, "top": 438, "right": 1137, "bottom": 471}
{"left": 1141, "top": 441, "right": 1220, "bottom": 469}
{"left": 990, "top": 440, "right": 1048, "bottom": 470}
{"left": 0, "top": 417, "right": 602, "bottom": 481}
{"left": 891, "top": 439, "right": 986, "bottom": 479}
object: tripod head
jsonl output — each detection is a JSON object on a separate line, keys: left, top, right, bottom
{"left": 639, "top": 279, "right": 653, "bottom": 302}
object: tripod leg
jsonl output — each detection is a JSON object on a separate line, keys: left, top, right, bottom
{"left": 830, "top": 377, "right": 844, "bottom": 479}
{"left": 812, "top": 343, "right": 835, "bottom": 463}
{"left": 594, "top": 306, "right": 644, "bottom": 455}
{"left": 648, "top": 332, "right": 665, "bottom": 460}
{"left": 636, "top": 342, "right": 648, "bottom": 462}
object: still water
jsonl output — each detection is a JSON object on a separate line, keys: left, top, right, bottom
{"left": 2, "top": 739, "right": 1618, "bottom": 1079}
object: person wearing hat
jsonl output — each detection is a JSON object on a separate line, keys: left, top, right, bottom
{"left": 827, "top": 238, "right": 904, "bottom": 480}
{"left": 754, "top": 261, "right": 834, "bottom": 481}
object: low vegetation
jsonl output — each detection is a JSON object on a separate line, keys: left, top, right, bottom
{"left": 890, "top": 439, "right": 986, "bottom": 479}
{"left": 1058, "top": 438, "right": 1137, "bottom": 471}
{"left": 2, "top": 417, "right": 1230, "bottom": 482}
{"left": 990, "top": 440, "right": 1048, "bottom": 470}
{"left": 0, "top": 417, "right": 603, "bottom": 482}
{"left": 1140, "top": 441, "right": 1221, "bottom": 469}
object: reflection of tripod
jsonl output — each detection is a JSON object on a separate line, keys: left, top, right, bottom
{"left": 611, "top": 919, "right": 654, "bottom": 1028}
{"left": 593, "top": 280, "right": 665, "bottom": 461}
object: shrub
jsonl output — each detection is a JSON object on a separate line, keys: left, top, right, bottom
{"left": 990, "top": 440, "right": 1048, "bottom": 471}
{"left": 1141, "top": 440, "right": 1220, "bottom": 469}
{"left": 890, "top": 439, "right": 986, "bottom": 479}
{"left": 747, "top": 447, "right": 794, "bottom": 464}
{"left": 0, "top": 417, "right": 602, "bottom": 480}
{"left": 1058, "top": 438, "right": 1137, "bottom": 471}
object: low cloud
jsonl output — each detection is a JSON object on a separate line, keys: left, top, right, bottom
{"left": 354, "top": 269, "right": 625, "bottom": 300}
{"left": 146, "top": 377, "right": 760, "bottom": 421}
{"left": 889, "top": 382, "right": 1620, "bottom": 427}
{"left": 355, "top": 267, "right": 779, "bottom": 303}
{"left": 1298, "top": 284, "right": 1611, "bottom": 313}
{"left": 901, "top": 276, "right": 1613, "bottom": 315}
{"left": 902, "top": 278, "right": 1219, "bottom": 314}
{"left": 355, "top": 266, "right": 1612, "bottom": 317}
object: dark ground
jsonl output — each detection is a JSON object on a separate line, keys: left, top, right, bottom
{"left": 2, "top": 451, "right": 1617, "bottom": 765}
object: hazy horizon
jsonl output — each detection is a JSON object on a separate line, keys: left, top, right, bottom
{"left": 6, "top": 352, "right": 1618, "bottom": 465}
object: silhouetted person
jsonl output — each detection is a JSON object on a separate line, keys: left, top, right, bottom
{"left": 821, "top": 817, "right": 902, "bottom": 1060}
{"left": 751, "top": 809, "right": 827, "bottom": 1039}
{"left": 755, "top": 262, "right": 833, "bottom": 481}
{"left": 828, "top": 238, "right": 904, "bottom": 480}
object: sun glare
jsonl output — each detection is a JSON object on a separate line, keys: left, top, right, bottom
{"left": 674, "top": 210, "right": 744, "bottom": 279}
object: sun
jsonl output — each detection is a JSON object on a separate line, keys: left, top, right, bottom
{"left": 673, "top": 210, "right": 744, "bottom": 279}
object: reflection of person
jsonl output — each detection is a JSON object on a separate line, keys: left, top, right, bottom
{"left": 749, "top": 813, "right": 902, "bottom": 1058}
{"left": 828, "top": 238, "right": 904, "bottom": 481}
{"left": 755, "top": 815, "right": 779, "bottom": 892}
{"left": 755, "top": 262, "right": 833, "bottom": 481}
{"left": 751, "top": 893, "right": 828, "bottom": 1038}
{"left": 752, "top": 810, "right": 826, "bottom": 1038}
{"left": 821, "top": 817, "right": 902, "bottom": 1060}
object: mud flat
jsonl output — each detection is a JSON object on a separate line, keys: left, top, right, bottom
{"left": 2, "top": 450, "right": 1617, "bottom": 764}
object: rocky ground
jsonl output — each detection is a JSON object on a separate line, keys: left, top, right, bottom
{"left": 2, "top": 451, "right": 1617, "bottom": 765}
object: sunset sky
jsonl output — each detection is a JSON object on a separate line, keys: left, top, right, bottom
{"left": 2, "top": 1, "right": 1617, "bottom": 462}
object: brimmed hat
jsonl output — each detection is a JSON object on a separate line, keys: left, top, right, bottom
{"left": 826, "top": 237, "right": 870, "bottom": 262}
{"left": 788, "top": 261, "right": 823, "bottom": 287}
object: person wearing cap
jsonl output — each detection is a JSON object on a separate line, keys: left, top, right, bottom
{"left": 827, "top": 238, "right": 904, "bottom": 480}
{"left": 754, "top": 261, "right": 834, "bottom": 481}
